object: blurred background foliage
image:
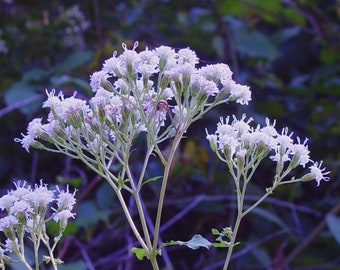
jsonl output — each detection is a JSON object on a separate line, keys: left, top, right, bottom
{"left": 0, "top": 0, "right": 339, "bottom": 269}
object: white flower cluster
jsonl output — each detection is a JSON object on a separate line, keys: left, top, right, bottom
{"left": 206, "top": 115, "right": 330, "bottom": 186}
{"left": 0, "top": 181, "right": 76, "bottom": 256}
{"left": 16, "top": 43, "right": 251, "bottom": 161}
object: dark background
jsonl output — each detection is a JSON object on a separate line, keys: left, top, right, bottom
{"left": 0, "top": 1, "right": 339, "bottom": 269}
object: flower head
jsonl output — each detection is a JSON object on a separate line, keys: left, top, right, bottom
{"left": 309, "top": 161, "right": 330, "bottom": 186}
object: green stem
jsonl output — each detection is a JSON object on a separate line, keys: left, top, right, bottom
{"left": 151, "top": 135, "right": 181, "bottom": 260}
{"left": 115, "top": 189, "right": 149, "bottom": 253}
{"left": 223, "top": 211, "right": 243, "bottom": 270}
{"left": 223, "top": 172, "right": 246, "bottom": 270}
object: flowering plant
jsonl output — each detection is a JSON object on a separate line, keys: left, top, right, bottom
{"left": 0, "top": 181, "right": 76, "bottom": 270}
{"left": 15, "top": 42, "right": 329, "bottom": 269}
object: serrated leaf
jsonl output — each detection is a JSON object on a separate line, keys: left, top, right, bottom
{"left": 326, "top": 213, "right": 340, "bottom": 245}
{"left": 130, "top": 247, "right": 147, "bottom": 260}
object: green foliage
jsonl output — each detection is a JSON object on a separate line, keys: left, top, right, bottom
{"left": 162, "top": 234, "right": 212, "bottom": 250}
{"left": 0, "top": 0, "right": 339, "bottom": 269}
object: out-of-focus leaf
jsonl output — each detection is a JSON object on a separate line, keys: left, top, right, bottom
{"left": 22, "top": 68, "right": 49, "bottom": 82}
{"left": 219, "top": 0, "right": 246, "bottom": 17}
{"left": 272, "top": 26, "right": 301, "bottom": 44}
{"left": 326, "top": 213, "right": 340, "bottom": 245}
{"left": 76, "top": 200, "right": 108, "bottom": 228}
{"left": 55, "top": 51, "right": 93, "bottom": 71}
{"left": 282, "top": 8, "right": 306, "bottom": 26}
{"left": 50, "top": 75, "right": 92, "bottom": 93}
{"left": 251, "top": 247, "right": 271, "bottom": 268}
{"left": 249, "top": 206, "right": 287, "bottom": 228}
{"left": 4, "top": 82, "right": 42, "bottom": 115}
{"left": 233, "top": 30, "right": 280, "bottom": 61}
{"left": 58, "top": 260, "right": 87, "bottom": 270}
{"left": 212, "top": 35, "right": 225, "bottom": 59}
{"left": 47, "top": 220, "right": 78, "bottom": 236}
{"left": 320, "top": 47, "right": 340, "bottom": 64}
{"left": 96, "top": 182, "right": 115, "bottom": 210}
{"left": 254, "top": 0, "right": 282, "bottom": 24}
{"left": 56, "top": 175, "right": 83, "bottom": 188}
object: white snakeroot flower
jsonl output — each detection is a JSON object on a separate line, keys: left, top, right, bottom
{"left": 11, "top": 182, "right": 31, "bottom": 200}
{"left": 5, "top": 238, "right": 19, "bottom": 253}
{"left": 309, "top": 161, "right": 330, "bottom": 186}
{"left": 160, "top": 87, "right": 174, "bottom": 100}
{"left": 206, "top": 132, "right": 218, "bottom": 152}
{"left": 102, "top": 52, "right": 123, "bottom": 77}
{"left": 9, "top": 201, "right": 32, "bottom": 216}
{"left": 90, "top": 70, "right": 110, "bottom": 92}
{"left": 137, "top": 63, "right": 158, "bottom": 78}
{"left": 260, "top": 118, "right": 278, "bottom": 137}
{"left": 53, "top": 209, "right": 75, "bottom": 230}
{"left": 27, "top": 118, "right": 43, "bottom": 137}
{"left": 27, "top": 182, "right": 55, "bottom": 208}
{"left": 43, "top": 89, "right": 63, "bottom": 109}
{"left": 290, "top": 138, "right": 310, "bottom": 167}
{"left": 199, "top": 79, "right": 219, "bottom": 97}
{"left": 227, "top": 81, "right": 252, "bottom": 105}
{"left": 216, "top": 117, "right": 235, "bottom": 137}
{"left": 0, "top": 216, "right": 18, "bottom": 231}
{"left": 232, "top": 114, "right": 253, "bottom": 135}
{"left": 0, "top": 194, "right": 16, "bottom": 211}
{"left": 139, "top": 47, "right": 159, "bottom": 66}
{"left": 15, "top": 118, "right": 44, "bottom": 152}
{"left": 114, "top": 78, "right": 129, "bottom": 93}
{"left": 56, "top": 186, "right": 77, "bottom": 211}
{"left": 199, "top": 64, "right": 233, "bottom": 83}
{"left": 177, "top": 48, "right": 199, "bottom": 65}
{"left": 218, "top": 134, "right": 239, "bottom": 156}
{"left": 155, "top": 45, "right": 176, "bottom": 69}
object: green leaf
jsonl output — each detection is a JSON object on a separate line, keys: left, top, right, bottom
{"left": 76, "top": 201, "right": 108, "bottom": 228}
{"left": 326, "top": 213, "right": 340, "bottom": 245}
{"left": 142, "top": 176, "right": 162, "bottom": 186}
{"left": 22, "top": 68, "right": 50, "bottom": 82}
{"left": 130, "top": 247, "right": 147, "bottom": 260}
{"left": 55, "top": 50, "right": 93, "bottom": 71}
{"left": 4, "top": 82, "right": 43, "bottom": 116}
{"left": 233, "top": 30, "right": 280, "bottom": 61}
{"left": 96, "top": 182, "right": 115, "bottom": 210}
{"left": 56, "top": 175, "right": 83, "bottom": 188}
{"left": 211, "top": 228, "right": 220, "bottom": 235}
{"left": 162, "top": 235, "right": 212, "bottom": 250}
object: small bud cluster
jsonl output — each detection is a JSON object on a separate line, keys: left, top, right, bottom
{"left": 206, "top": 114, "right": 330, "bottom": 186}
{"left": 15, "top": 42, "right": 250, "bottom": 173}
{"left": 0, "top": 181, "right": 76, "bottom": 266}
